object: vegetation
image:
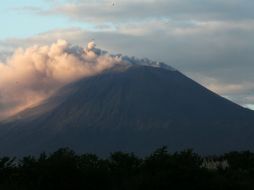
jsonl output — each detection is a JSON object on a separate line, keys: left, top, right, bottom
{"left": 1, "top": 147, "right": 254, "bottom": 189}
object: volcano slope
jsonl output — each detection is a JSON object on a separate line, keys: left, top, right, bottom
{"left": 0, "top": 64, "right": 254, "bottom": 156}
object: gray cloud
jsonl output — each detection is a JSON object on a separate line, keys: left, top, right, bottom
{"left": 27, "top": 0, "right": 254, "bottom": 23}
{"left": 2, "top": 25, "right": 254, "bottom": 109}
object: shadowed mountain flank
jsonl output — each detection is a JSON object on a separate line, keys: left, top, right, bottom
{"left": 0, "top": 65, "right": 254, "bottom": 156}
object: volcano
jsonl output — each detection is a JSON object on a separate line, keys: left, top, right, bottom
{"left": 0, "top": 64, "right": 254, "bottom": 156}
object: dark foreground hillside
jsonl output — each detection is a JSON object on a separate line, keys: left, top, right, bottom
{"left": 1, "top": 147, "right": 254, "bottom": 190}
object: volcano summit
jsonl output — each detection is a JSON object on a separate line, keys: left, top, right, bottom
{"left": 0, "top": 41, "right": 254, "bottom": 156}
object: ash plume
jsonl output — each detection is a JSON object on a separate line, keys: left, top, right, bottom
{"left": 0, "top": 39, "right": 173, "bottom": 120}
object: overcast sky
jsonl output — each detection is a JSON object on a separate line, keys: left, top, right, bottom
{"left": 0, "top": 0, "right": 254, "bottom": 110}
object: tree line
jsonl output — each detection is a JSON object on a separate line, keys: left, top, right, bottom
{"left": 1, "top": 147, "right": 254, "bottom": 189}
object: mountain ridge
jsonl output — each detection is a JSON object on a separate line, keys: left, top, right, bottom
{"left": 0, "top": 64, "right": 254, "bottom": 156}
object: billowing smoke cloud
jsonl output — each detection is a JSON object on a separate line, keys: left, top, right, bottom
{"left": 0, "top": 39, "right": 172, "bottom": 120}
{"left": 0, "top": 40, "right": 121, "bottom": 119}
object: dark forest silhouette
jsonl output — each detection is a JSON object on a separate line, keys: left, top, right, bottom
{"left": 1, "top": 147, "right": 254, "bottom": 189}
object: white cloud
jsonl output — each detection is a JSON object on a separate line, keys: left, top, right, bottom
{"left": 0, "top": 38, "right": 172, "bottom": 120}
{"left": 245, "top": 104, "right": 254, "bottom": 110}
{"left": 0, "top": 39, "right": 122, "bottom": 119}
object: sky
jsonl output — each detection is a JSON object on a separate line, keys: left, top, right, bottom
{"left": 0, "top": 0, "right": 254, "bottom": 113}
